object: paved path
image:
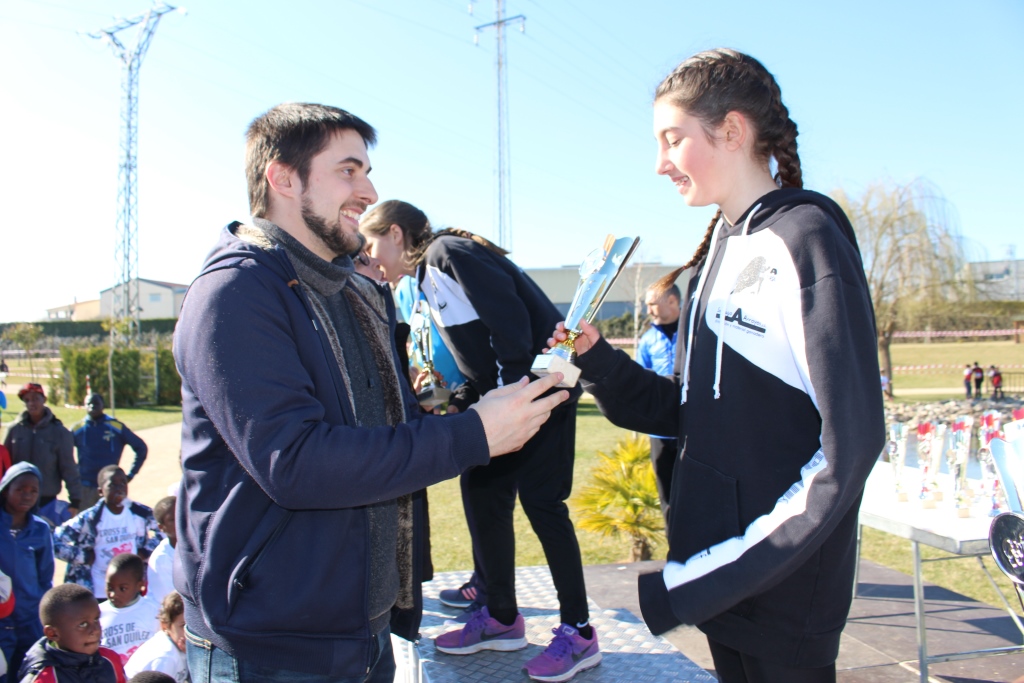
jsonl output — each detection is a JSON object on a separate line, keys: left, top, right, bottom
{"left": 126, "top": 421, "right": 183, "bottom": 507}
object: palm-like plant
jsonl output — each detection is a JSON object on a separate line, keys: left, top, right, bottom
{"left": 573, "top": 434, "right": 665, "bottom": 561}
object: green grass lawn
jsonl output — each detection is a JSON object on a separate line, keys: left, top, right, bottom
{"left": 1, "top": 388, "right": 182, "bottom": 432}
{"left": 887, "top": 340, "right": 1024, "bottom": 395}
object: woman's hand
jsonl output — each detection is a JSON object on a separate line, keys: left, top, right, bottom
{"left": 547, "top": 320, "right": 602, "bottom": 357}
{"left": 412, "top": 368, "right": 446, "bottom": 394}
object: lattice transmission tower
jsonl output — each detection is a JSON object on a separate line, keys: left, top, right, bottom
{"left": 87, "top": 2, "right": 181, "bottom": 342}
{"left": 473, "top": 1, "right": 524, "bottom": 252}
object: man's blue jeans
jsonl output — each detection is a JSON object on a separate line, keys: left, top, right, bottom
{"left": 185, "top": 626, "right": 396, "bottom": 683}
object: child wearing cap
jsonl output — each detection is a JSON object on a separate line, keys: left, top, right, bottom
{"left": 3, "top": 383, "right": 81, "bottom": 519}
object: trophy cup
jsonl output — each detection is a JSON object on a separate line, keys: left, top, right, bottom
{"left": 531, "top": 234, "right": 640, "bottom": 388}
{"left": 411, "top": 301, "right": 451, "bottom": 410}
{"left": 917, "top": 422, "right": 937, "bottom": 508}
{"left": 978, "top": 446, "right": 1008, "bottom": 517}
{"left": 929, "top": 423, "right": 948, "bottom": 502}
{"left": 950, "top": 417, "right": 973, "bottom": 517}
{"left": 888, "top": 423, "right": 908, "bottom": 501}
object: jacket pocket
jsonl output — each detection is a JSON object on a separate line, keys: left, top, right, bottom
{"left": 225, "top": 510, "right": 292, "bottom": 615}
{"left": 217, "top": 509, "right": 368, "bottom": 638}
{"left": 674, "top": 456, "right": 741, "bottom": 560}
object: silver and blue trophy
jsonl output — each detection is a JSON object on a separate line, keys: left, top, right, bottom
{"left": 531, "top": 234, "right": 640, "bottom": 388}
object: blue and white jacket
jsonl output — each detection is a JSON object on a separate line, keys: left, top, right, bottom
{"left": 52, "top": 500, "right": 162, "bottom": 594}
{"left": 577, "top": 189, "right": 884, "bottom": 667}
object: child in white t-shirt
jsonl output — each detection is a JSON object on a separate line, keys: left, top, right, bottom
{"left": 54, "top": 465, "right": 163, "bottom": 598}
{"left": 99, "top": 552, "right": 160, "bottom": 664}
{"left": 146, "top": 496, "right": 177, "bottom": 606}
{"left": 125, "top": 591, "right": 189, "bottom": 682}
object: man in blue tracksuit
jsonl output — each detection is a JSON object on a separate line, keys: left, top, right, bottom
{"left": 172, "top": 103, "right": 567, "bottom": 683}
{"left": 636, "top": 282, "right": 681, "bottom": 523}
{"left": 72, "top": 394, "right": 148, "bottom": 509}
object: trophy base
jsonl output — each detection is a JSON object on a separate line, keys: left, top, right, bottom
{"left": 897, "top": 492, "right": 908, "bottom": 502}
{"left": 957, "top": 507, "right": 971, "bottom": 518}
{"left": 921, "top": 498, "right": 936, "bottom": 510}
{"left": 531, "top": 353, "right": 581, "bottom": 388}
{"left": 417, "top": 386, "right": 451, "bottom": 410}
{"left": 932, "top": 491, "right": 944, "bottom": 502}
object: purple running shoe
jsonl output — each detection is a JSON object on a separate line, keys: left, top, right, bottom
{"left": 434, "top": 606, "right": 527, "bottom": 655}
{"left": 523, "top": 624, "right": 602, "bottom": 682}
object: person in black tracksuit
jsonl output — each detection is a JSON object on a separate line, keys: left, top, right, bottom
{"left": 552, "top": 49, "right": 884, "bottom": 683}
{"left": 362, "top": 202, "right": 601, "bottom": 682}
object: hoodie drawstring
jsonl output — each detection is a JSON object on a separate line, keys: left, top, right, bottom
{"left": 681, "top": 203, "right": 761, "bottom": 404}
{"left": 711, "top": 204, "right": 761, "bottom": 399}
{"left": 680, "top": 215, "right": 724, "bottom": 405}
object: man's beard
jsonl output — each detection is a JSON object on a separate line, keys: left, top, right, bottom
{"left": 301, "top": 195, "right": 365, "bottom": 258}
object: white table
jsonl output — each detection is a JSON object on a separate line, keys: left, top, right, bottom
{"left": 857, "top": 463, "right": 1024, "bottom": 681}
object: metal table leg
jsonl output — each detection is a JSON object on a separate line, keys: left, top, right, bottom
{"left": 912, "top": 540, "right": 928, "bottom": 682}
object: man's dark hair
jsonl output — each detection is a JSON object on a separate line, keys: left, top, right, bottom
{"left": 129, "top": 672, "right": 176, "bottom": 683}
{"left": 107, "top": 552, "right": 146, "bottom": 583}
{"left": 153, "top": 495, "right": 176, "bottom": 523}
{"left": 86, "top": 393, "right": 104, "bottom": 405}
{"left": 245, "top": 103, "right": 377, "bottom": 218}
{"left": 39, "top": 583, "right": 96, "bottom": 625}
{"left": 97, "top": 464, "right": 125, "bottom": 486}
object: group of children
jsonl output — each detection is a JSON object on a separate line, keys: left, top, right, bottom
{"left": 0, "top": 461, "right": 186, "bottom": 683}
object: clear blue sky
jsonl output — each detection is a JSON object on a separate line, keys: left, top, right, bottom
{"left": 2, "top": 0, "right": 1021, "bottom": 323}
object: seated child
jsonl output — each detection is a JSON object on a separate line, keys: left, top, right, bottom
{"left": 124, "top": 592, "right": 187, "bottom": 682}
{"left": 16, "top": 583, "right": 127, "bottom": 683}
{"left": 0, "top": 463, "right": 54, "bottom": 678}
{"left": 54, "top": 466, "right": 162, "bottom": 599}
{"left": 99, "top": 554, "right": 160, "bottom": 665}
{"left": 144, "top": 497, "right": 177, "bottom": 606}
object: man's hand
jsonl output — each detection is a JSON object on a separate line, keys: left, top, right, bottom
{"left": 547, "top": 320, "right": 602, "bottom": 356}
{"left": 470, "top": 374, "right": 570, "bottom": 457}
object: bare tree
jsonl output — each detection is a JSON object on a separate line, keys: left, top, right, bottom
{"left": 832, "top": 180, "right": 969, "bottom": 397}
{"left": 2, "top": 323, "right": 43, "bottom": 380}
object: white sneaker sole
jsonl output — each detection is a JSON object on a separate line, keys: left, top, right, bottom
{"left": 526, "top": 651, "right": 603, "bottom": 682}
{"left": 438, "top": 597, "right": 474, "bottom": 609}
{"left": 435, "top": 636, "right": 528, "bottom": 655}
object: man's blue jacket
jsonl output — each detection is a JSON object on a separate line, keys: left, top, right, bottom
{"left": 72, "top": 415, "right": 148, "bottom": 487}
{"left": 172, "top": 222, "right": 490, "bottom": 678}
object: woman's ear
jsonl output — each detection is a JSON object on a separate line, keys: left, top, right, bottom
{"left": 389, "top": 223, "right": 404, "bottom": 245}
{"left": 720, "top": 111, "right": 748, "bottom": 152}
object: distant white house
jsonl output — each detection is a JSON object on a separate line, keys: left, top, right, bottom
{"left": 46, "top": 298, "right": 101, "bottom": 321}
{"left": 100, "top": 278, "right": 189, "bottom": 320}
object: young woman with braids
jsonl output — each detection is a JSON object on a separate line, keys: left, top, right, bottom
{"left": 550, "top": 49, "right": 883, "bottom": 682}
{"left": 361, "top": 200, "right": 601, "bottom": 683}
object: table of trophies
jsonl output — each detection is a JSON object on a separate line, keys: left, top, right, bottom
{"left": 858, "top": 460, "right": 1024, "bottom": 681}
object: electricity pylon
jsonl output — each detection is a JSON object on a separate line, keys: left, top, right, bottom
{"left": 473, "top": 1, "right": 524, "bottom": 252}
{"left": 87, "top": 2, "right": 181, "bottom": 343}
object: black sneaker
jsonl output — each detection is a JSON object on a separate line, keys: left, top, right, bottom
{"left": 439, "top": 581, "right": 477, "bottom": 609}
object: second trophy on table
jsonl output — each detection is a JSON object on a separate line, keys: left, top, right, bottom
{"left": 412, "top": 300, "right": 451, "bottom": 410}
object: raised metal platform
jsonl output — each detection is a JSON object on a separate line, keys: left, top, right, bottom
{"left": 393, "top": 565, "right": 716, "bottom": 683}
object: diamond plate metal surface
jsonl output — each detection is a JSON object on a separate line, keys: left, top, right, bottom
{"left": 405, "top": 566, "right": 717, "bottom": 683}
